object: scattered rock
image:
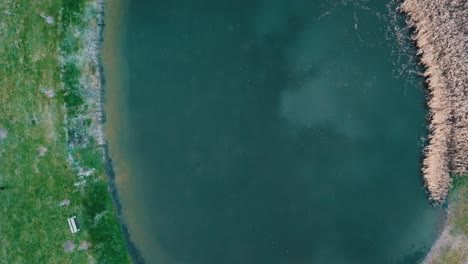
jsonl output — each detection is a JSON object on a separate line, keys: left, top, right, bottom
{"left": 74, "top": 180, "right": 86, "bottom": 187}
{"left": 77, "top": 168, "right": 96, "bottom": 177}
{"left": 78, "top": 241, "right": 91, "bottom": 251}
{"left": 0, "top": 128, "right": 8, "bottom": 141}
{"left": 3, "top": 10, "right": 11, "bottom": 15}
{"left": 41, "top": 88, "right": 55, "bottom": 98}
{"left": 59, "top": 199, "right": 70, "bottom": 207}
{"left": 63, "top": 241, "right": 76, "bottom": 252}
{"left": 38, "top": 146, "right": 47, "bottom": 156}
{"left": 45, "top": 16, "right": 54, "bottom": 24}
{"left": 40, "top": 13, "right": 54, "bottom": 24}
{"left": 93, "top": 211, "right": 107, "bottom": 224}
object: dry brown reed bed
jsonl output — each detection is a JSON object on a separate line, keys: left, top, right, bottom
{"left": 400, "top": 0, "right": 468, "bottom": 202}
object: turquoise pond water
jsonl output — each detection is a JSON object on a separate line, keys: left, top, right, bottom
{"left": 109, "top": 0, "right": 444, "bottom": 263}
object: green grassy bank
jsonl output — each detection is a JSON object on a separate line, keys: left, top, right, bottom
{"left": 424, "top": 177, "right": 468, "bottom": 263}
{"left": 0, "top": 0, "right": 131, "bottom": 263}
{"left": 435, "top": 178, "right": 468, "bottom": 264}
{"left": 449, "top": 178, "right": 468, "bottom": 242}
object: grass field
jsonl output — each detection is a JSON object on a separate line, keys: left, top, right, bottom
{"left": 425, "top": 177, "right": 468, "bottom": 264}
{"left": 438, "top": 177, "right": 468, "bottom": 264}
{"left": 450, "top": 178, "right": 468, "bottom": 237}
{"left": 0, "top": 0, "right": 130, "bottom": 263}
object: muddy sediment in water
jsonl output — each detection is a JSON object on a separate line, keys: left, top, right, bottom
{"left": 400, "top": 0, "right": 468, "bottom": 202}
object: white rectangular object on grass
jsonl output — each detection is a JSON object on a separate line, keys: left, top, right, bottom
{"left": 68, "top": 216, "right": 79, "bottom": 233}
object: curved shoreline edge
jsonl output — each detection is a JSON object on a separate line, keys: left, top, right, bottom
{"left": 95, "top": 0, "right": 145, "bottom": 263}
{"left": 101, "top": 145, "right": 146, "bottom": 264}
{"left": 400, "top": 0, "right": 468, "bottom": 262}
{"left": 91, "top": 0, "right": 465, "bottom": 263}
{"left": 400, "top": 0, "right": 468, "bottom": 202}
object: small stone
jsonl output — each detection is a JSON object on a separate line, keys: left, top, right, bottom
{"left": 44, "top": 16, "right": 54, "bottom": 24}
{"left": 74, "top": 180, "right": 86, "bottom": 187}
{"left": 78, "top": 168, "right": 96, "bottom": 177}
{"left": 64, "top": 241, "right": 75, "bottom": 252}
{"left": 40, "top": 13, "right": 54, "bottom": 24}
{"left": 78, "top": 241, "right": 91, "bottom": 250}
{"left": 38, "top": 146, "right": 47, "bottom": 156}
{"left": 59, "top": 199, "right": 70, "bottom": 206}
{"left": 0, "top": 128, "right": 8, "bottom": 141}
{"left": 41, "top": 88, "right": 55, "bottom": 98}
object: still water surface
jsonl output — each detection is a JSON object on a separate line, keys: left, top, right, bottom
{"left": 110, "top": 0, "right": 443, "bottom": 263}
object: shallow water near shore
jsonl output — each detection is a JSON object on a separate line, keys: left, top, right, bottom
{"left": 106, "top": 0, "right": 444, "bottom": 263}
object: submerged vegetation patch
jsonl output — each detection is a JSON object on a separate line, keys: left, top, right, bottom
{"left": 0, "top": 0, "right": 130, "bottom": 263}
